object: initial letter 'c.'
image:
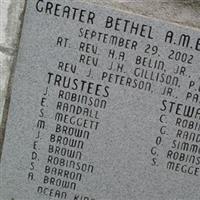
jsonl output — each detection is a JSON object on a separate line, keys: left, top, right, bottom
{"left": 36, "top": 0, "right": 44, "bottom": 12}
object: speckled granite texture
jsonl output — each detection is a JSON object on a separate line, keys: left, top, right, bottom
{"left": 1, "top": 0, "right": 200, "bottom": 157}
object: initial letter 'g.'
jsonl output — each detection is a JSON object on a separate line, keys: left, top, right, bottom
{"left": 36, "top": 0, "right": 44, "bottom": 12}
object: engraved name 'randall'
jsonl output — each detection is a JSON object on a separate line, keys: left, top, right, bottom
{"left": 56, "top": 101, "right": 100, "bottom": 120}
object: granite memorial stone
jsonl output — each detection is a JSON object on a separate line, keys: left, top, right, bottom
{"left": 1, "top": 0, "right": 200, "bottom": 199}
